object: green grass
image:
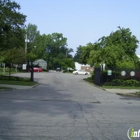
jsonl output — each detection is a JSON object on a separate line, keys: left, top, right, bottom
{"left": 0, "top": 86, "right": 13, "bottom": 90}
{"left": 102, "top": 86, "right": 140, "bottom": 89}
{"left": 84, "top": 77, "right": 140, "bottom": 89}
{"left": 0, "top": 71, "right": 17, "bottom": 76}
{"left": 0, "top": 73, "right": 37, "bottom": 86}
{"left": 0, "top": 80, "right": 37, "bottom": 86}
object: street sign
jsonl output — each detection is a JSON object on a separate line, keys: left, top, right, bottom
{"left": 108, "top": 70, "right": 112, "bottom": 76}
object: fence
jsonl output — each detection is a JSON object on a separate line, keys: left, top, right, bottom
{"left": 94, "top": 67, "right": 140, "bottom": 85}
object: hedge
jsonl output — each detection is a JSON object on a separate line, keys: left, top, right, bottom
{"left": 104, "top": 79, "right": 140, "bottom": 87}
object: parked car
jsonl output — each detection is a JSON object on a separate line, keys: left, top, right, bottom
{"left": 28, "top": 67, "right": 43, "bottom": 72}
{"left": 56, "top": 67, "right": 61, "bottom": 72}
{"left": 63, "top": 69, "right": 67, "bottom": 73}
{"left": 72, "top": 70, "right": 90, "bottom": 75}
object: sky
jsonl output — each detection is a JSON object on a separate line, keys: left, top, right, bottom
{"left": 14, "top": 0, "right": 140, "bottom": 55}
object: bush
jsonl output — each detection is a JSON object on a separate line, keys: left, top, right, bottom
{"left": 85, "top": 77, "right": 93, "bottom": 83}
{"left": 22, "top": 78, "right": 30, "bottom": 82}
{"left": 104, "top": 79, "right": 140, "bottom": 87}
{"left": 5, "top": 67, "right": 16, "bottom": 72}
{"left": 91, "top": 72, "right": 94, "bottom": 79}
{"left": 0, "top": 68, "right": 3, "bottom": 72}
{"left": 123, "top": 79, "right": 140, "bottom": 86}
{"left": 10, "top": 76, "right": 16, "bottom": 81}
{"left": 0, "top": 76, "right": 9, "bottom": 80}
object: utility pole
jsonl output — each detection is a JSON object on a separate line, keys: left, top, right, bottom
{"left": 25, "top": 34, "right": 27, "bottom": 54}
{"left": 66, "top": 50, "right": 68, "bottom": 58}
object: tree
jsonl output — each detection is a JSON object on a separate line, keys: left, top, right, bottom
{"left": 87, "top": 27, "right": 139, "bottom": 68}
{"left": 0, "top": 0, "right": 26, "bottom": 51}
{"left": 27, "top": 51, "right": 37, "bottom": 62}
{"left": 74, "top": 45, "right": 84, "bottom": 63}
{"left": 81, "top": 43, "right": 96, "bottom": 64}
{"left": 21, "top": 29, "right": 74, "bottom": 69}
{"left": 46, "top": 33, "right": 67, "bottom": 57}
{"left": 64, "top": 48, "right": 73, "bottom": 58}
{"left": 74, "top": 42, "right": 101, "bottom": 64}
{"left": 61, "top": 58, "right": 75, "bottom": 69}
{"left": 26, "top": 23, "right": 40, "bottom": 43}
{"left": 2, "top": 47, "right": 26, "bottom": 64}
{"left": 32, "top": 34, "right": 48, "bottom": 59}
{"left": 25, "top": 23, "right": 40, "bottom": 50}
{"left": 1, "top": 47, "right": 26, "bottom": 76}
{"left": 45, "top": 33, "right": 74, "bottom": 69}
{"left": 107, "top": 26, "right": 139, "bottom": 55}
{"left": 88, "top": 50, "right": 102, "bottom": 67}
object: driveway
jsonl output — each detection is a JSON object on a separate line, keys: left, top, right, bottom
{"left": 0, "top": 72, "right": 140, "bottom": 140}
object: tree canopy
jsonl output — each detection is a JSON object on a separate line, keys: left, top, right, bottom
{"left": 2, "top": 47, "right": 26, "bottom": 64}
{"left": 1, "top": 1, "right": 139, "bottom": 71}
{"left": 24, "top": 25, "right": 74, "bottom": 69}
{"left": 45, "top": 33, "right": 74, "bottom": 69}
{"left": 0, "top": 0, "right": 26, "bottom": 51}
{"left": 74, "top": 27, "right": 140, "bottom": 69}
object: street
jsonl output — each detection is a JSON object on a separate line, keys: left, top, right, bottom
{"left": 0, "top": 72, "right": 140, "bottom": 140}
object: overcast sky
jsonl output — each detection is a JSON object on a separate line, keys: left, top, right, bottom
{"left": 15, "top": 0, "right": 140, "bottom": 55}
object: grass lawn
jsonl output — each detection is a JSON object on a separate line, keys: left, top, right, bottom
{"left": 102, "top": 86, "right": 140, "bottom": 89}
{"left": 0, "top": 72, "right": 37, "bottom": 86}
{"left": 0, "top": 71, "right": 38, "bottom": 89}
{"left": 0, "top": 80, "right": 37, "bottom": 86}
{"left": 84, "top": 77, "right": 140, "bottom": 97}
{"left": 0, "top": 86, "right": 13, "bottom": 90}
{"left": 0, "top": 71, "right": 17, "bottom": 75}
{"left": 84, "top": 77, "right": 140, "bottom": 89}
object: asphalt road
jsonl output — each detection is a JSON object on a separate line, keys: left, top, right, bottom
{"left": 0, "top": 72, "right": 140, "bottom": 140}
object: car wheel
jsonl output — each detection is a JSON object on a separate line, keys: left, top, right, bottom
{"left": 85, "top": 73, "right": 88, "bottom": 75}
{"left": 75, "top": 72, "right": 78, "bottom": 75}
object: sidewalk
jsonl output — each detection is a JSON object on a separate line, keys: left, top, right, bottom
{"left": 105, "top": 88, "right": 140, "bottom": 94}
{"left": 105, "top": 88, "right": 140, "bottom": 97}
{"left": 0, "top": 84, "right": 35, "bottom": 90}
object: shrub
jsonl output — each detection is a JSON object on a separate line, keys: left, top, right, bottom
{"left": 22, "top": 78, "right": 30, "bottom": 82}
{"left": 85, "top": 77, "right": 93, "bottom": 83}
{"left": 123, "top": 79, "right": 140, "bottom": 86}
{"left": 9, "top": 76, "right": 16, "bottom": 81}
{"left": 104, "top": 79, "right": 140, "bottom": 87}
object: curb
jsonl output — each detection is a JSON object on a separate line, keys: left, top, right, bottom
{"left": 0, "top": 82, "right": 39, "bottom": 90}
{"left": 0, "top": 88, "right": 16, "bottom": 91}
{"left": 32, "top": 82, "right": 39, "bottom": 88}
{"left": 83, "top": 78, "right": 140, "bottom": 98}
{"left": 116, "top": 93, "right": 140, "bottom": 98}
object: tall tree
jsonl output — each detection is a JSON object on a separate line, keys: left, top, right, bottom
{"left": 88, "top": 27, "right": 139, "bottom": 68}
{"left": 74, "top": 42, "right": 100, "bottom": 64}
{"left": 0, "top": 0, "right": 26, "bottom": 51}
{"left": 26, "top": 23, "right": 40, "bottom": 44}
{"left": 74, "top": 45, "right": 83, "bottom": 63}
{"left": 66, "top": 48, "right": 74, "bottom": 58}
{"left": 45, "top": 33, "right": 74, "bottom": 69}
{"left": 107, "top": 26, "right": 139, "bottom": 55}
{"left": 24, "top": 23, "right": 40, "bottom": 53}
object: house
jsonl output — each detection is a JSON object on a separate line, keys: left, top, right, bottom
{"left": 33, "top": 59, "right": 47, "bottom": 70}
{"left": 74, "top": 62, "right": 94, "bottom": 72}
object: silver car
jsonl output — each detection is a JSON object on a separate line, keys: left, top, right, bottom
{"left": 73, "top": 70, "right": 90, "bottom": 75}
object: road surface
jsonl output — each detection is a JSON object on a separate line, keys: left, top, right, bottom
{"left": 0, "top": 72, "right": 140, "bottom": 140}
